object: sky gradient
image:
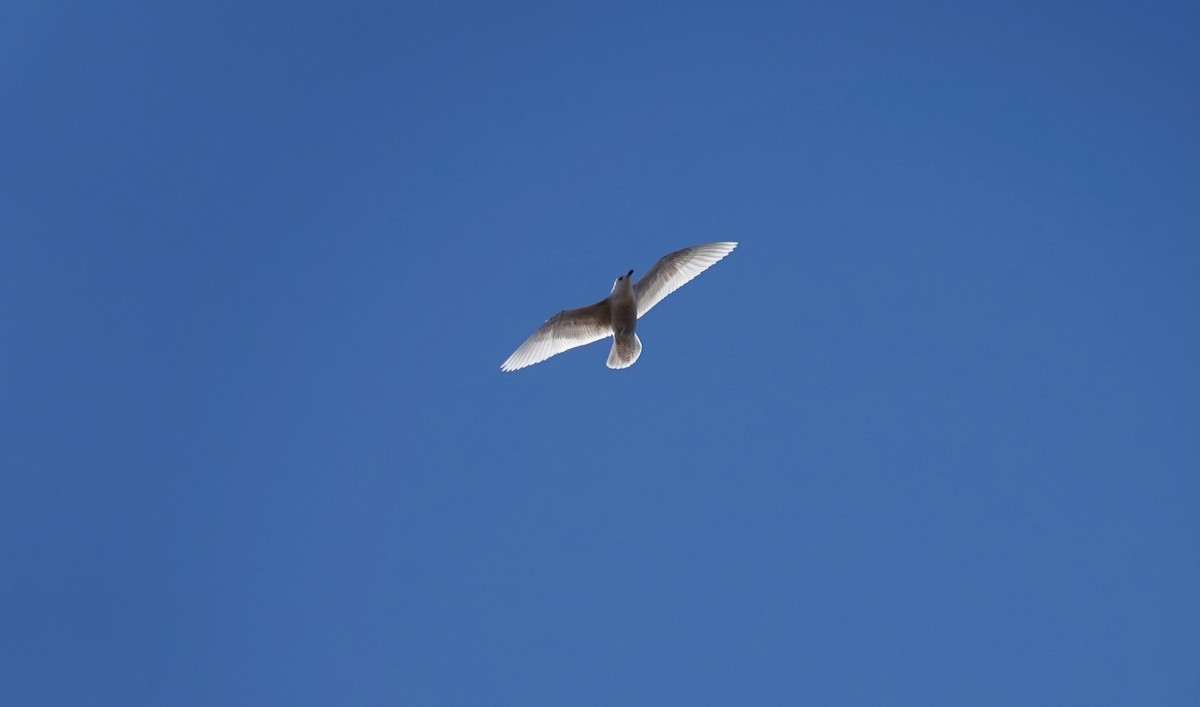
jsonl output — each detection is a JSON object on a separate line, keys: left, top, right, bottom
{"left": 2, "top": 1, "right": 1198, "bottom": 704}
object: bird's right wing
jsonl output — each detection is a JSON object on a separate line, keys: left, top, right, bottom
{"left": 633, "top": 242, "right": 737, "bottom": 318}
{"left": 500, "top": 300, "right": 612, "bottom": 372}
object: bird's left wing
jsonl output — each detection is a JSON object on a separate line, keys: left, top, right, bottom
{"left": 633, "top": 242, "right": 737, "bottom": 318}
{"left": 501, "top": 300, "right": 612, "bottom": 372}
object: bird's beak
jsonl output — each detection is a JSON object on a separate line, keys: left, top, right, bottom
{"left": 627, "top": 269, "right": 634, "bottom": 277}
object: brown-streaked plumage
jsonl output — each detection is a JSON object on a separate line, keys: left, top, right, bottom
{"left": 500, "top": 242, "right": 737, "bottom": 372}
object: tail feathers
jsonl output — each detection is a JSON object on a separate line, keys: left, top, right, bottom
{"left": 606, "top": 333, "right": 642, "bottom": 369}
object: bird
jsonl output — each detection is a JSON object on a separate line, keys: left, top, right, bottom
{"left": 500, "top": 242, "right": 737, "bottom": 372}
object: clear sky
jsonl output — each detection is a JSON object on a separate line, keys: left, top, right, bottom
{"left": 2, "top": 1, "right": 1197, "bottom": 704}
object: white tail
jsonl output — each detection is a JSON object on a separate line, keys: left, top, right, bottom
{"left": 606, "top": 333, "right": 642, "bottom": 369}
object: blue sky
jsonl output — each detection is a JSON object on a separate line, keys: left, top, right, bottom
{"left": 2, "top": 1, "right": 1197, "bottom": 704}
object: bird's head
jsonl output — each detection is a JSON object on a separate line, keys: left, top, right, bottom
{"left": 611, "top": 269, "right": 635, "bottom": 293}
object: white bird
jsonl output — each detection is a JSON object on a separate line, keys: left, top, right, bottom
{"left": 501, "top": 242, "right": 737, "bottom": 372}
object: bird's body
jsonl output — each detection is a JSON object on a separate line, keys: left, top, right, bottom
{"left": 500, "top": 242, "right": 737, "bottom": 372}
{"left": 606, "top": 273, "right": 640, "bottom": 369}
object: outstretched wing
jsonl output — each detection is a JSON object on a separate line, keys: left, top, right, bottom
{"left": 633, "top": 242, "right": 737, "bottom": 318}
{"left": 500, "top": 300, "right": 612, "bottom": 372}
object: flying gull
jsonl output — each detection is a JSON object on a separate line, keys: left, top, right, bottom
{"left": 501, "top": 242, "right": 737, "bottom": 371}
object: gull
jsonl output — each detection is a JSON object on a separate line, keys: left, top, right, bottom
{"left": 501, "top": 242, "right": 737, "bottom": 372}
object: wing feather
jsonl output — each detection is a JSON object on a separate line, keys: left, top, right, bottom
{"left": 633, "top": 242, "right": 737, "bottom": 318}
{"left": 500, "top": 300, "right": 612, "bottom": 372}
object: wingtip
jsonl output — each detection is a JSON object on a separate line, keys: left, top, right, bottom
{"left": 700, "top": 241, "right": 738, "bottom": 255}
